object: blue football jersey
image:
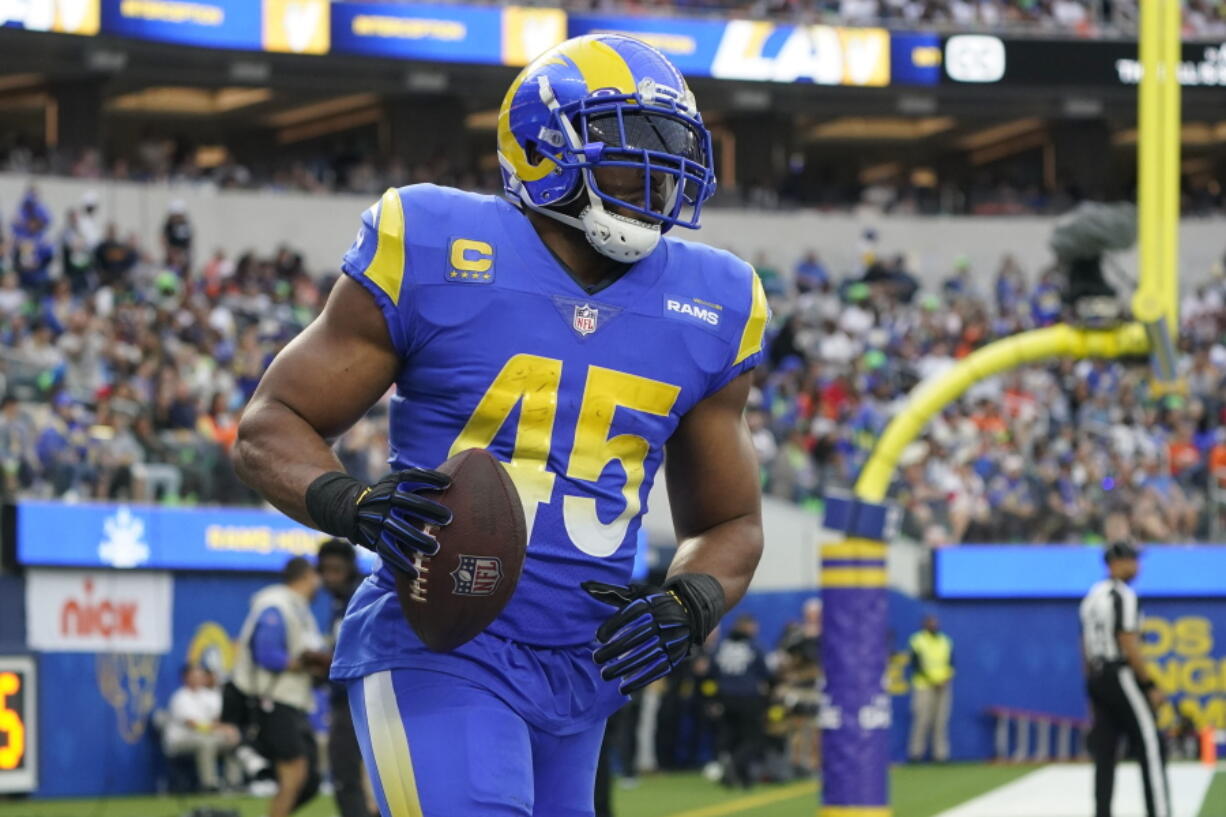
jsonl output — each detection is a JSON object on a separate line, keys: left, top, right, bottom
{"left": 331, "top": 184, "right": 765, "bottom": 675}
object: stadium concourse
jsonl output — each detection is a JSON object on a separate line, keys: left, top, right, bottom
{"left": 1, "top": 183, "right": 1225, "bottom": 545}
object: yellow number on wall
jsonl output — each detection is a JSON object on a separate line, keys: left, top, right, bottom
{"left": 0, "top": 672, "right": 24, "bottom": 770}
{"left": 449, "top": 354, "right": 561, "bottom": 540}
{"left": 563, "top": 367, "right": 681, "bottom": 557}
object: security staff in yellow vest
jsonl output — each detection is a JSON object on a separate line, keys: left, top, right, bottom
{"left": 232, "top": 557, "right": 329, "bottom": 817}
{"left": 907, "top": 614, "right": 955, "bottom": 762}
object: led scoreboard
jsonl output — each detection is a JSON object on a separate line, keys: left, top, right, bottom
{"left": 0, "top": 656, "right": 36, "bottom": 794}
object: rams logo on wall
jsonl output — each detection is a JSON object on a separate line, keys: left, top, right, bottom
{"left": 96, "top": 654, "right": 160, "bottom": 745}
{"left": 187, "top": 621, "right": 237, "bottom": 678}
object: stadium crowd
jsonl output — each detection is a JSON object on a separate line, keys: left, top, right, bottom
{"left": 0, "top": 185, "right": 1224, "bottom": 545}
{"left": 749, "top": 236, "right": 1226, "bottom": 544}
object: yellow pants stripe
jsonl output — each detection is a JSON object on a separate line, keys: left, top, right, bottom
{"left": 363, "top": 671, "right": 423, "bottom": 817}
{"left": 819, "top": 807, "right": 891, "bottom": 817}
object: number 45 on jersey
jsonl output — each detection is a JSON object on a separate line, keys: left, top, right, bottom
{"left": 449, "top": 353, "right": 680, "bottom": 558}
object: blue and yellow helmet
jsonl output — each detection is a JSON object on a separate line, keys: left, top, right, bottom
{"left": 498, "top": 34, "right": 716, "bottom": 260}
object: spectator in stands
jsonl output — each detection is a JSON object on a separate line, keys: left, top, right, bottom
{"left": 59, "top": 209, "right": 94, "bottom": 295}
{"left": 987, "top": 453, "right": 1039, "bottom": 541}
{"left": 197, "top": 392, "right": 239, "bottom": 453}
{"left": 793, "top": 251, "right": 829, "bottom": 293}
{"left": 273, "top": 244, "right": 304, "bottom": 280}
{"left": 94, "top": 410, "right": 144, "bottom": 500}
{"left": 155, "top": 376, "right": 200, "bottom": 431}
{"left": 0, "top": 271, "right": 25, "bottom": 318}
{"left": 57, "top": 310, "right": 103, "bottom": 401}
{"left": 11, "top": 188, "right": 53, "bottom": 293}
{"left": 907, "top": 615, "right": 955, "bottom": 763}
{"left": 163, "top": 199, "right": 193, "bottom": 274}
{"left": 0, "top": 395, "right": 36, "bottom": 498}
{"left": 231, "top": 556, "right": 329, "bottom": 817}
{"left": 76, "top": 190, "right": 102, "bottom": 250}
{"left": 163, "top": 664, "right": 242, "bottom": 792}
{"left": 712, "top": 614, "right": 772, "bottom": 789}
{"left": 94, "top": 223, "right": 140, "bottom": 287}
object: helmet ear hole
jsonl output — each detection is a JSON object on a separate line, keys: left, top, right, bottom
{"left": 525, "top": 141, "right": 542, "bottom": 164}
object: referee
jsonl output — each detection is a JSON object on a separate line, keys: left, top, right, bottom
{"left": 1079, "top": 541, "right": 1170, "bottom": 817}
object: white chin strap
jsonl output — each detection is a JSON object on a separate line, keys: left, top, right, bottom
{"left": 577, "top": 197, "right": 661, "bottom": 264}
{"left": 520, "top": 180, "right": 661, "bottom": 264}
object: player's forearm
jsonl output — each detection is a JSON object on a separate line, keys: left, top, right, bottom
{"left": 667, "top": 512, "right": 763, "bottom": 611}
{"left": 233, "top": 397, "right": 346, "bottom": 528}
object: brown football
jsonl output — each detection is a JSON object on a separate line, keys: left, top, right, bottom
{"left": 394, "top": 448, "right": 527, "bottom": 652}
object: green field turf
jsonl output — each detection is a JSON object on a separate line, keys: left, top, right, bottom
{"left": 1201, "top": 770, "right": 1226, "bottom": 817}
{"left": 0, "top": 767, "right": 1222, "bottom": 817}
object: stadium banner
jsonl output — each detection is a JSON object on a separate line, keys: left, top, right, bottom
{"left": 330, "top": 2, "right": 564, "bottom": 66}
{"left": 13, "top": 500, "right": 373, "bottom": 573}
{"left": 934, "top": 544, "right": 1226, "bottom": 599}
{"left": 937, "top": 34, "right": 1226, "bottom": 87}
{"left": 25, "top": 569, "right": 173, "bottom": 654}
{"left": 100, "top": 0, "right": 262, "bottom": 50}
{"left": 568, "top": 15, "right": 891, "bottom": 86}
{"left": 566, "top": 14, "right": 727, "bottom": 77}
{"left": 32, "top": 572, "right": 330, "bottom": 797}
{"left": 0, "top": 655, "right": 36, "bottom": 794}
{"left": 0, "top": 0, "right": 100, "bottom": 35}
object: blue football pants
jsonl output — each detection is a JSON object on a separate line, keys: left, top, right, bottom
{"left": 348, "top": 668, "right": 605, "bottom": 817}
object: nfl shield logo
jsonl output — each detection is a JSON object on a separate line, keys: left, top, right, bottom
{"left": 451, "top": 555, "right": 503, "bottom": 597}
{"left": 573, "top": 304, "right": 598, "bottom": 335}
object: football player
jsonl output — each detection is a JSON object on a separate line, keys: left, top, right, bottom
{"left": 234, "top": 34, "right": 766, "bottom": 817}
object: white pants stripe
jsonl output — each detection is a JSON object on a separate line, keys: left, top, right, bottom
{"left": 1118, "top": 667, "right": 1170, "bottom": 817}
{"left": 362, "top": 671, "right": 424, "bottom": 817}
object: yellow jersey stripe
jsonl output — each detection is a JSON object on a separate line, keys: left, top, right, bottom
{"left": 820, "top": 807, "right": 891, "bottom": 817}
{"left": 366, "top": 187, "right": 406, "bottom": 306}
{"left": 362, "top": 672, "right": 423, "bottom": 817}
{"left": 822, "top": 539, "right": 888, "bottom": 561}
{"left": 734, "top": 272, "right": 768, "bottom": 365}
{"left": 821, "top": 567, "right": 888, "bottom": 588}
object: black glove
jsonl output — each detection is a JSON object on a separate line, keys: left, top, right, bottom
{"left": 582, "top": 573, "right": 725, "bottom": 694}
{"left": 305, "top": 469, "right": 452, "bottom": 576}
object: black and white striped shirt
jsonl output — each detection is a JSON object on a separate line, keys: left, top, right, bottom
{"left": 1079, "top": 579, "right": 1139, "bottom": 663}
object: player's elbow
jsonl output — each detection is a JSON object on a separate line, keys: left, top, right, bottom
{"left": 732, "top": 512, "right": 765, "bottom": 575}
{"left": 746, "top": 523, "right": 765, "bottom": 574}
{"left": 231, "top": 399, "right": 274, "bottom": 488}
